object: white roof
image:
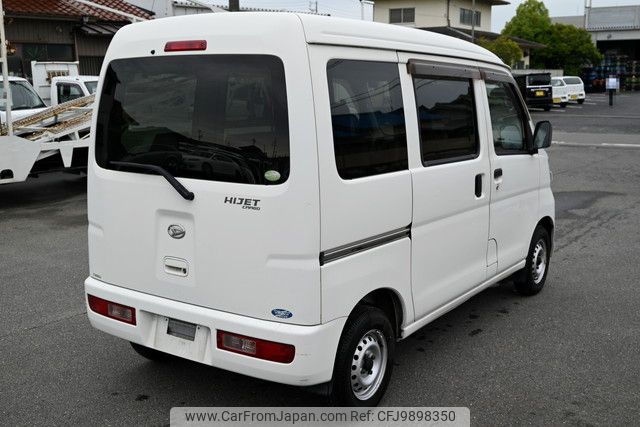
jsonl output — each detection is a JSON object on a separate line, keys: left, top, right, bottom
{"left": 1, "top": 76, "right": 30, "bottom": 82}
{"left": 116, "top": 13, "right": 503, "bottom": 67}
{"left": 297, "top": 14, "right": 503, "bottom": 66}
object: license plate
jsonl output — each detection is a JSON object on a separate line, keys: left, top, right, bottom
{"left": 570, "top": 95, "right": 577, "bottom": 100}
{"left": 553, "top": 98, "right": 561, "bottom": 103}
{"left": 535, "top": 90, "right": 545, "bottom": 97}
{"left": 167, "top": 318, "right": 197, "bottom": 341}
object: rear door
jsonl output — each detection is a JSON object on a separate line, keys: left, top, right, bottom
{"left": 400, "top": 55, "right": 492, "bottom": 319}
{"left": 307, "top": 46, "right": 413, "bottom": 322}
{"left": 89, "top": 49, "right": 321, "bottom": 325}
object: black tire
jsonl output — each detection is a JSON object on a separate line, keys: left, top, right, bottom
{"left": 130, "top": 342, "right": 174, "bottom": 362}
{"left": 577, "top": 99, "right": 585, "bottom": 104}
{"left": 330, "top": 306, "right": 395, "bottom": 406}
{"left": 514, "top": 226, "right": 551, "bottom": 296}
{"left": 561, "top": 102, "right": 568, "bottom": 108}
{"left": 543, "top": 105, "right": 552, "bottom": 111}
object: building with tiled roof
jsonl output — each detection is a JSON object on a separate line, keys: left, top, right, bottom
{"left": 3, "top": 0, "right": 153, "bottom": 79}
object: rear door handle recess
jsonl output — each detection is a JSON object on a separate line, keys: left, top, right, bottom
{"left": 475, "top": 174, "right": 483, "bottom": 198}
{"left": 494, "top": 168, "right": 503, "bottom": 179}
{"left": 164, "top": 257, "right": 188, "bottom": 277}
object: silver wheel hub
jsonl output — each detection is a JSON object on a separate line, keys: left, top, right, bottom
{"left": 351, "top": 329, "right": 387, "bottom": 401}
{"left": 531, "top": 239, "right": 547, "bottom": 284}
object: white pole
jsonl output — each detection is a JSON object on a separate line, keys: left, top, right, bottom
{"left": 0, "top": 0, "right": 13, "bottom": 136}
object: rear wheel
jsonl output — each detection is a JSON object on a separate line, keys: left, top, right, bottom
{"left": 514, "top": 226, "right": 551, "bottom": 296}
{"left": 130, "top": 342, "right": 174, "bottom": 362}
{"left": 330, "top": 306, "right": 395, "bottom": 406}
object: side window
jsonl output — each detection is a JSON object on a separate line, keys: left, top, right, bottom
{"left": 327, "top": 59, "right": 408, "bottom": 180}
{"left": 413, "top": 76, "right": 478, "bottom": 165}
{"left": 57, "top": 83, "right": 84, "bottom": 103}
{"left": 485, "top": 82, "right": 528, "bottom": 154}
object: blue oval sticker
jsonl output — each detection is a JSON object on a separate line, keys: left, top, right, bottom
{"left": 271, "top": 309, "right": 293, "bottom": 319}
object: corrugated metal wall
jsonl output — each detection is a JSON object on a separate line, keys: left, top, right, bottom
{"left": 76, "top": 35, "right": 110, "bottom": 57}
{"left": 6, "top": 19, "right": 75, "bottom": 44}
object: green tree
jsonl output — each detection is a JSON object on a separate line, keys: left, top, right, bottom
{"left": 478, "top": 36, "right": 523, "bottom": 67}
{"left": 503, "top": 0, "right": 552, "bottom": 43}
{"left": 502, "top": 0, "right": 602, "bottom": 73}
{"left": 537, "top": 24, "right": 602, "bottom": 75}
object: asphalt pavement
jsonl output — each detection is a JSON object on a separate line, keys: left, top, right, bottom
{"left": 1, "top": 93, "right": 639, "bottom": 426}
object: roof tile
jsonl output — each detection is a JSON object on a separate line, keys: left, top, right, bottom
{"left": 4, "top": 0, "right": 153, "bottom": 21}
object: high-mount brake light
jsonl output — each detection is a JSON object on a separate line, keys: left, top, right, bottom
{"left": 164, "top": 40, "right": 207, "bottom": 52}
{"left": 87, "top": 294, "right": 137, "bottom": 325}
{"left": 216, "top": 330, "right": 295, "bottom": 364}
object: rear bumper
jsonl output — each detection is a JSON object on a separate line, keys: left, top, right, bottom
{"left": 85, "top": 277, "right": 345, "bottom": 386}
{"left": 526, "top": 98, "right": 552, "bottom": 107}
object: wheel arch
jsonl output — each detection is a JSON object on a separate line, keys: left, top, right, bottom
{"left": 536, "top": 216, "right": 555, "bottom": 253}
{"left": 353, "top": 288, "right": 405, "bottom": 340}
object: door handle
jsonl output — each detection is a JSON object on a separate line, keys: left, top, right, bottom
{"left": 494, "top": 168, "right": 503, "bottom": 179}
{"left": 475, "top": 174, "right": 483, "bottom": 198}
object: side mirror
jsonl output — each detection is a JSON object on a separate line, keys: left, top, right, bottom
{"left": 533, "top": 121, "right": 552, "bottom": 149}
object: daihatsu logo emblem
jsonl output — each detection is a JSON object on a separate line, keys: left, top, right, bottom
{"left": 167, "top": 225, "right": 186, "bottom": 239}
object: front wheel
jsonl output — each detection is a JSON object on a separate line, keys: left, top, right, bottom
{"left": 543, "top": 105, "right": 552, "bottom": 111}
{"left": 577, "top": 99, "right": 585, "bottom": 104}
{"left": 513, "top": 226, "right": 551, "bottom": 296}
{"left": 330, "top": 307, "right": 395, "bottom": 406}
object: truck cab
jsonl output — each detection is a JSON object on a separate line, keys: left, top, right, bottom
{"left": 51, "top": 76, "right": 99, "bottom": 106}
{"left": 0, "top": 77, "right": 47, "bottom": 123}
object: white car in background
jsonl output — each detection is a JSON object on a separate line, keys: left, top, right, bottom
{"left": 0, "top": 76, "right": 48, "bottom": 123}
{"left": 551, "top": 77, "right": 569, "bottom": 108}
{"left": 561, "top": 76, "right": 586, "bottom": 104}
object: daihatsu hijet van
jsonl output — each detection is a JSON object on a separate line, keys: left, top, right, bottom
{"left": 85, "top": 13, "right": 555, "bottom": 406}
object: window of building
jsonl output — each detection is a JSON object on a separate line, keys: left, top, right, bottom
{"left": 460, "top": 8, "right": 481, "bottom": 26}
{"left": 413, "top": 77, "right": 478, "bottom": 165}
{"left": 390, "top": 8, "right": 415, "bottom": 24}
{"left": 485, "top": 82, "right": 529, "bottom": 154}
{"left": 327, "top": 59, "right": 408, "bottom": 180}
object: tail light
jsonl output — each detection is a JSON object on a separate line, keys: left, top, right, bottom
{"left": 217, "top": 330, "right": 295, "bottom": 364}
{"left": 164, "top": 40, "right": 207, "bottom": 52}
{"left": 88, "top": 295, "right": 136, "bottom": 325}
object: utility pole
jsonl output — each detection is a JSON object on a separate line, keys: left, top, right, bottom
{"left": 309, "top": 1, "right": 318, "bottom": 14}
{"left": 229, "top": 0, "right": 239, "bottom": 12}
{"left": 584, "top": 0, "right": 592, "bottom": 29}
{"left": 0, "top": 0, "right": 13, "bottom": 136}
{"left": 471, "top": 0, "right": 476, "bottom": 43}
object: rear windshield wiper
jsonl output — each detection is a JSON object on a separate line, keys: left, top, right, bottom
{"left": 110, "top": 161, "right": 195, "bottom": 201}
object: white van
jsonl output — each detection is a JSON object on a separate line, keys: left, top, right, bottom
{"left": 550, "top": 77, "right": 569, "bottom": 108}
{"left": 85, "top": 13, "right": 555, "bottom": 406}
{"left": 561, "top": 76, "right": 586, "bottom": 104}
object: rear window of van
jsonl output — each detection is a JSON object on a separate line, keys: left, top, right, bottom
{"left": 95, "top": 55, "right": 290, "bottom": 185}
{"left": 563, "top": 77, "right": 582, "bottom": 85}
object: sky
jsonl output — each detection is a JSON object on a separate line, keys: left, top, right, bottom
{"left": 222, "top": 0, "right": 640, "bottom": 32}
